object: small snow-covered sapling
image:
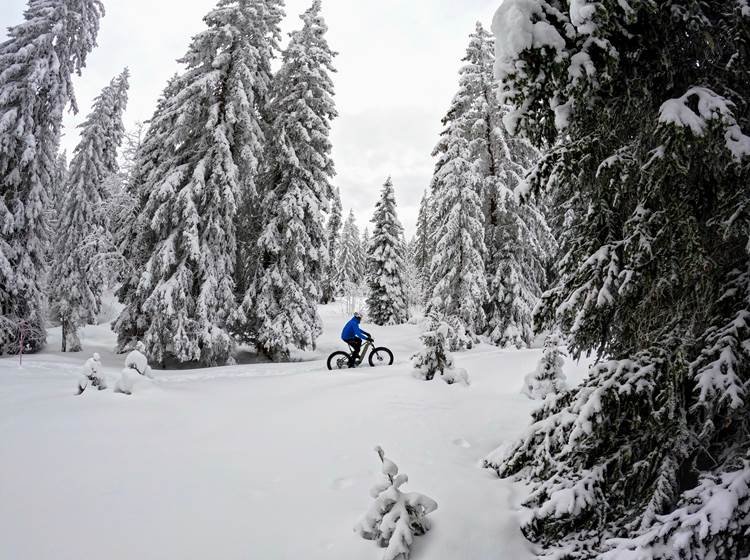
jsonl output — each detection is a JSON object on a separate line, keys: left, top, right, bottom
{"left": 355, "top": 446, "right": 438, "bottom": 560}
{"left": 125, "top": 341, "right": 153, "bottom": 378}
{"left": 115, "top": 342, "right": 153, "bottom": 395}
{"left": 521, "top": 332, "right": 567, "bottom": 400}
{"left": 411, "top": 320, "right": 469, "bottom": 385}
{"left": 441, "top": 366, "right": 470, "bottom": 386}
{"left": 77, "top": 352, "right": 106, "bottom": 394}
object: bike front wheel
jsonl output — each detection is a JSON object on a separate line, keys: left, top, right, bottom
{"left": 327, "top": 351, "right": 352, "bottom": 371}
{"left": 369, "top": 347, "right": 394, "bottom": 367}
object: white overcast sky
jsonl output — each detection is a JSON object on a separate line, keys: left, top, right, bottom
{"left": 1, "top": 0, "right": 500, "bottom": 236}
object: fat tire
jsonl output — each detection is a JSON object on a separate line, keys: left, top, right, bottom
{"left": 327, "top": 351, "right": 352, "bottom": 371}
{"left": 368, "top": 347, "right": 394, "bottom": 367}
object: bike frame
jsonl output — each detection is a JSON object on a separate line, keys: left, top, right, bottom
{"left": 349, "top": 339, "right": 374, "bottom": 365}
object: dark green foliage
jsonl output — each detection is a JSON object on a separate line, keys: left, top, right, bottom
{"left": 485, "top": 1, "right": 750, "bottom": 557}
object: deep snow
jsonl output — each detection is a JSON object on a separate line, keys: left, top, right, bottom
{"left": 0, "top": 302, "right": 589, "bottom": 560}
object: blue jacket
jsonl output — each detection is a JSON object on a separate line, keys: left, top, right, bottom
{"left": 342, "top": 317, "right": 369, "bottom": 341}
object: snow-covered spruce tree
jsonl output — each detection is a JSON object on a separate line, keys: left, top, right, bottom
{"left": 50, "top": 69, "right": 129, "bottom": 352}
{"left": 521, "top": 331, "right": 566, "bottom": 400}
{"left": 118, "top": 0, "right": 280, "bottom": 367}
{"left": 112, "top": 75, "right": 183, "bottom": 353}
{"left": 439, "top": 22, "right": 552, "bottom": 348}
{"left": 359, "top": 226, "right": 371, "bottom": 289}
{"left": 355, "top": 446, "right": 438, "bottom": 560}
{"left": 247, "top": 0, "right": 337, "bottom": 360}
{"left": 360, "top": 227, "right": 370, "bottom": 260}
{"left": 403, "top": 237, "right": 421, "bottom": 314}
{"left": 484, "top": 2, "right": 750, "bottom": 558}
{"left": 486, "top": 189, "right": 554, "bottom": 348}
{"left": 485, "top": 97, "right": 553, "bottom": 349}
{"left": 232, "top": 0, "right": 284, "bottom": 303}
{"left": 337, "top": 210, "right": 361, "bottom": 289}
{"left": 428, "top": 23, "right": 496, "bottom": 250}
{"left": 321, "top": 186, "right": 343, "bottom": 304}
{"left": 414, "top": 190, "right": 432, "bottom": 306}
{"left": 412, "top": 312, "right": 470, "bottom": 386}
{"left": 94, "top": 122, "right": 148, "bottom": 288}
{"left": 422, "top": 162, "right": 447, "bottom": 309}
{"left": 336, "top": 209, "right": 363, "bottom": 314}
{"left": 94, "top": 175, "right": 132, "bottom": 282}
{"left": 366, "top": 178, "right": 410, "bottom": 326}
{"left": 426, "top": 122, "right": 487, "bottom": 349}
{"left": 0, "top": 0, "right": 104, "bottom": 354}
{"left": 117, "top": 121, "right": 145, "bottom": 179}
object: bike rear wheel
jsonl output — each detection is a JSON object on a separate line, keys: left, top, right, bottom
{"left": 369, "top": 347, "right": 394, "bottom": 367}
{"left": 327, "top": 351, "right": 352, "bottom": 371}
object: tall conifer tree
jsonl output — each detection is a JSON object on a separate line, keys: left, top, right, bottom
{"left": 321, "top": 186, "right": 343, "bottom": 303}
{"left": 434, "top": 22, "right": 553, "bottom": 348}
{"left": 0, "top": 0, "right": 104, "bottom": 353}
{"left": 248, "top": 0, "right": 337, "bottom": 359}
{"left": 414, "top": 190, "right": 432, "bottom": 305}
{"left": 426, "top": 125, "right": 487, "bottom": 346}
{"left": 366, "top": 178, "right": 409, "bottom": 326}
{"left": 404, "top": 236, "right": 421, "bottom": 313}
{"left": 468, "top": 25, "right": 552, "bottom": 347}
{"left": 486, "top": 2, "right": 750, "bottom": 557}
{"left": 51, "top": 70, "right": 129, "bottom": 351}
{"left": 116, "top": 0, "right": 280, "bottom": 366}
{"left": 337, "top": 210, "right": 361, "bottom": 290}
{"left": 234, "top": 0, "right": 284, "bottom": 300}
{"left": 113, "top": 75, "right": 183, "bottom": 352}
{"left": 359, "top": 227, "right": 370, "bottom": 275}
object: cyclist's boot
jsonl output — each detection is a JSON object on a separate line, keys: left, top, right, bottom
{"left": 348, "top": 351, "right": 358, "bottom": 368}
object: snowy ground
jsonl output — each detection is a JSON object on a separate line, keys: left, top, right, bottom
{"left": 0, "top": 302, "right": 589, "bottom": 560}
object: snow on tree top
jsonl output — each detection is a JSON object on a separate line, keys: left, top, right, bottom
{"left": 569, "top": 0, "right": 600, "bottom": 33}
{"left": 491, "top": 0, "right": 566, "bottom": 79}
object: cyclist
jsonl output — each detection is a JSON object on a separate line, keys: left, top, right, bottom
{"left": 341, "top": 311, "right": 372, "bottom": 367}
